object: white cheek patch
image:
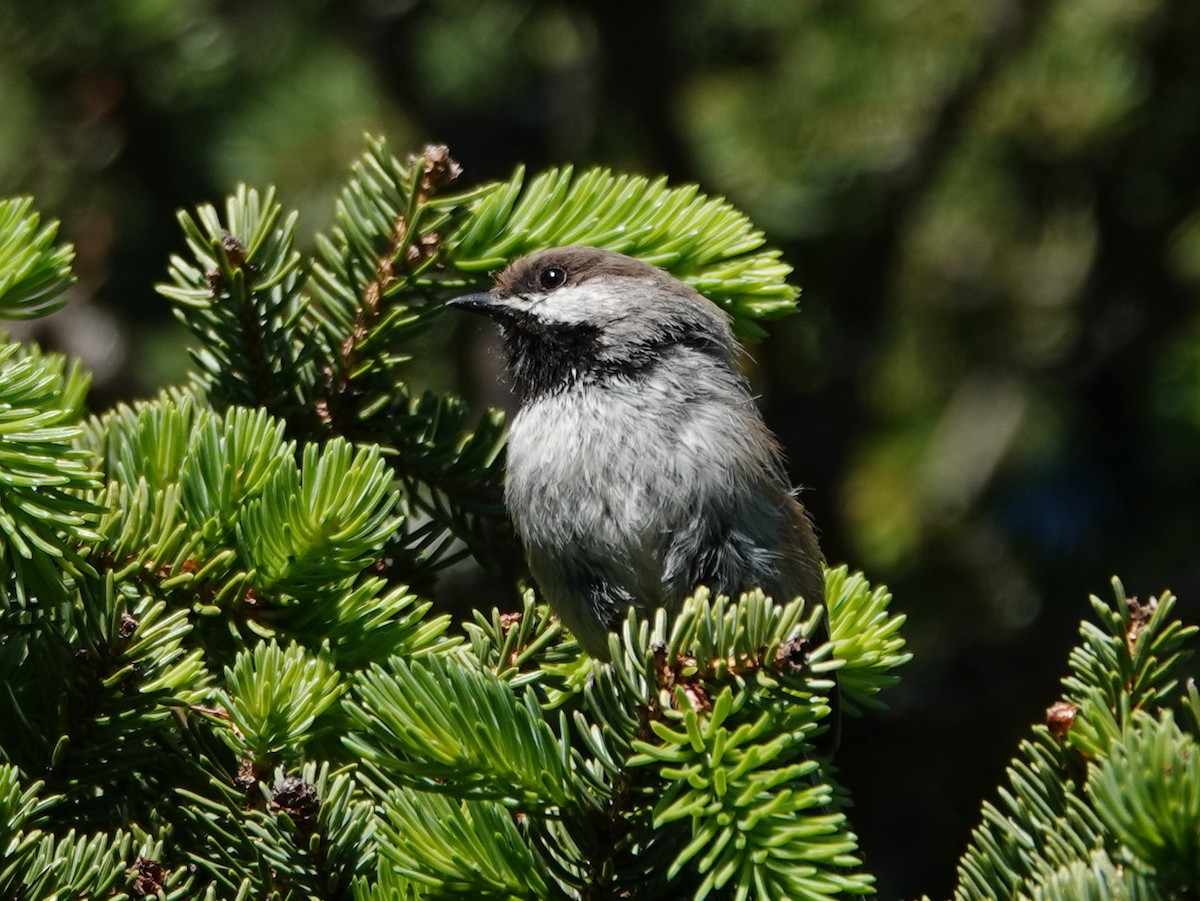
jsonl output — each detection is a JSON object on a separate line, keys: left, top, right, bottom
{"left": 520, "top": 283, "right": 609, "bottom": 328}
{"left": 520, "top": 277, "right": 664, "bottom": 330}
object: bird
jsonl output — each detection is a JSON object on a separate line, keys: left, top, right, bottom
{"left": 449, "top": 245, "right": 830, "bottom": 695}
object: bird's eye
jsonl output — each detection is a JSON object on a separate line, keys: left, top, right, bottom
{"left": 539, "top": 265, "right": 568, "bottom": 290}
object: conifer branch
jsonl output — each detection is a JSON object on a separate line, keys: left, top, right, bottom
{"left": 0, "top": 341, "right": 103, "bottom": 604}
{"left": 159, "top": 186, "right": 311, "bottom": 420}
{"left": 827, "top": 565, "right": 912, "bottom": 714}
{"left": 950, "top": 579, "right": 1199, "bottom": 901}
{"left": 0, "top": 197, "right": 76, "bottom": 319}
{"left": 308, "top": 140, "right": 463, "bottom": 437}
{"left": 0, "top": 156, "right": 924, "bottom": 899}
{"left": 444, "top": 164, "right": 801, "bottom": 339}
{"left": 299, "top": 139, "right": 515, "bottom": 582}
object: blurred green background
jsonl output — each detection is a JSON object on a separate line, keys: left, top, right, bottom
{"left": 4, "top": 0, "right": 1200, "bottom": 895}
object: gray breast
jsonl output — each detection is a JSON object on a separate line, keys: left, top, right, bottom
{"left": 505, "top": 356, "right": 783, "bottom": 611}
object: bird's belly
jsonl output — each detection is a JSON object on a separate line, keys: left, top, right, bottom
{"left": 506, "top": 390, "right": 681, "bottom": 591}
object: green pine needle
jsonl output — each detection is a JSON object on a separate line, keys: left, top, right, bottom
{"left": 622, "top": 612, "right": 868, "bottom": 898}
{"left": 0, "top": 153, "right": 912, "bottom": 900}
{"left": 0, "top": 197, "right": 76, "bottom": 320}
{"left": 216, "top": 641, "right": 345, "bottom": 768}
{"left": 0, "top": 341, "right": 103, "bottom": 601}
{"left": 345, "top": 655, "right": 574, "bottom": 809}
{"left": 238, "top": 438, "right": 399, "bottom": 594}
{"left": 1088, "top": 710, "right": 1200, "bottom": 887}
{"left": 826, "top": 565, "right": 912, "bottom": 715}
{"left": 445, "top": 163, "right": 800, "bottom": 339}
{"left": 375, "top": 790, "right": 551, "bottom": 898}
{"left": 950, "top": 579, "right": 1199, "bottom": 901}
{"left": 1018, "top": 851, "right": 1159, "bottom": 901}
{"left": 158, "top": 185, "right": 311, "bottom": 414}
{"left": 181, "top": 406, "right": 295, "bottom": 542}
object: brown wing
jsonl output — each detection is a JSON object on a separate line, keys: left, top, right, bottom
{"left": 772, "top": 494, "right": 826, "bottom": 613}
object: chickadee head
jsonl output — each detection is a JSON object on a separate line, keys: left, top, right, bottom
{"left": 449, "top": 246, "right": 736, "bottom": 400}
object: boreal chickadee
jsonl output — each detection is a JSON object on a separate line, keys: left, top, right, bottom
{"left": 450, "top": 246, "right": 832, "bottom": 724}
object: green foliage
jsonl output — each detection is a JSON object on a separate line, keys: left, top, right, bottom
{"left": 306, "top": 137, "right": 454, "bottom": 359}
{"left": 446, "top": 165, "right": 799, "bottom": 338}
{"left": 4, "top": 134, "right": 1198, "bottom": 901}
{"left": 1020, "top": 852, "right": 1161, "bottom": 901}
{"left": 237, "top": 439, "right": 398, "bottom": 594}
{"left": 1061, "top": 586, "right": 1195, "bottom": 758}
{"left": 74, "top": 393, "right": 444, "bottom": 666}
{"left": 346, "top": 654, "right": 573, "bottom": 808}
{"left": 0, "top": 341, "right": 102, "bottom": 602}
{"left": 0, "top": 201, "right": 98, "bottom": 600}
{"left": 0, "top": 765, "right": 54, "bottom": 886}
{"left": 29, "top": 136, "right": 1200, "bottom": 900}
{"left": 629, "top": 589, "right": 862, "bottom": 900}
{"left": 1089, "top": 710, "right": 1200, "bottom": 889}
{"left": 160, "top": 186, "right": 311, "bottom": 418}
{"left": 180, "top": 405, "right": 295, "bottom": 539}
{"left": 826, "top": 565, "right": 912, "bottom": 715}
{"left": 340, "top": 579, "right": 902, "bottom": 900}
{"left": 16, "top": 829, "right": 134, "bottom": 898}
{"left": 948, "top": 579, "right": 1199, "bottom": 901}
{"left": 217, "top": 642, "right": 345, "bottom": 770}
{"left": 0, "top": 197, "right": 75, "bottom": 319}
{"left": 373, "top": 791, "right": 551, "bottom": 898}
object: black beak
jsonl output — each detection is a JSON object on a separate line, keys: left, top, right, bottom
{"left": 447, "top": 291, "right": 502, "bottom": 315}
